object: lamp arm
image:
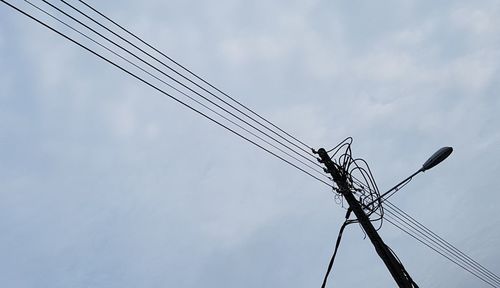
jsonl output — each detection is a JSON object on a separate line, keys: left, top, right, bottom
{"left": 364, "top": 168, "right": 423, "bottom": 208}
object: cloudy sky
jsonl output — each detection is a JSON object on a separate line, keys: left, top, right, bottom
{"left": 1, "top": 0, "right": 499, "bottom": 287}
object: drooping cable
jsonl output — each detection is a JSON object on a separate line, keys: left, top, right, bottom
{"left": 321, "top": 209, "right": 354, "bottom": 288}
{"left": 324, "top": 138, "right": 384, "bottom": 227}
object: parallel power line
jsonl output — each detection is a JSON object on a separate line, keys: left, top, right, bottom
{"left": 383, "top": 202, "right": 500, "bottom": 287}
{"left": 2, "top": 1, "right": 499, "bottom": 287}
{"left": 76, "top": 0, "right": 313, "bottom": 155}
{"left": 11, "top": 0, "right": 334, "bottom": 187}
{"left": 40, "top": 0, "right": 322, "bottom": 170}
{"left": 24, "top": 0, "right": 330, "bottom": 183}
{"left": 38, "top": 0, "right": 329, "bottom": 179}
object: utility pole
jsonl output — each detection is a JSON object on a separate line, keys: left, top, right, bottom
{"left": 316, "top": 148, "right": 416, "bottom": 288}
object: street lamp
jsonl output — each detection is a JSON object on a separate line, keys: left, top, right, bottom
{"left": 366, "top": 146, "right": 453, "bottom": 206}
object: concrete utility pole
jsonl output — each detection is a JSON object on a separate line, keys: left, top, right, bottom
{"left": 316, "top": 148, "right": 416, "bottom": 288}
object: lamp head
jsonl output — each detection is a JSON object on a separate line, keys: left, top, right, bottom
{"left": 421, "top": 147, "right": 453, "bottom": 172}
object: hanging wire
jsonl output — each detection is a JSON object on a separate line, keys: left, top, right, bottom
{"left": 325, "top": 138, "right": 384, "bottom": 228}
{"left": 321, "top": 209, "right": 355, "bottom": 288}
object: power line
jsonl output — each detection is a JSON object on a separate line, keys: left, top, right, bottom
{"left": 58, "top": 0, "right": 317, "bottom": 160}
{"left": 384, "top": 201, "right": 500, "bottom": 286}
{"left": 382, "top": 210, "right": 498, "bottom": 288}
{"left": 36, "top": 0, "right": 324, "bottom": 173}
{"left": 23, "top": 0, "right": 330, "bottom": 182}
{"left": 350, "top": 170, "right": 500, "bottom": 286}
{"left": 77, "top": 0, "right": 314, "bottom": 152}
{"left": 27, "top": 0, "right": 330, "bottom": 180}
{"left": 1, "top": 0, "right": 334, "bottom": 189}
{"left": 25, "top": 0, "right": 332, "bottom": 182}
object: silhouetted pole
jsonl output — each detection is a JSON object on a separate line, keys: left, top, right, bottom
{"left": 316, "top": 148, "right": 414, "bottom": 288}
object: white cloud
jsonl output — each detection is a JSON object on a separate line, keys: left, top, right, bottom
{"left": 391, "top": 22, "right": 435, "bottom": 47}
{"left": 0, "top": 30, "right": 4, "bottom": 48}
{"left": 270, "top": 104, "right": 329, "bottom": 145}
{"left": 451, "top": 5, "right": 500, "bottom": 36}
{"left": 353, "top": 50, "right": 416, "bottom": 82}
{"left": 220, "top": 35, "right": 290, "bottom": 65}
{"left": 107, "top": 96, "right": 138, "bottom": 138}
{"left": 445, "top": 50, "right": 499, "bottom": 93}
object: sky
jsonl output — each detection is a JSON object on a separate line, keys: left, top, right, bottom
{"left": 1, "top": 0, "right": 499, "bottom": 287}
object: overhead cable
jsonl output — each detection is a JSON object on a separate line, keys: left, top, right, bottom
{"left": 385, "top": 201, "right": 500, "bottom": 286}
{"left": 77, "top": 0, "right": 315, "bottom": 152}
{"left": 382, "top": 210, "right": 498, "bottom": 288}
{"left": 36, "top": 0, "right": 323, "bottom": 173}
{"left": 60, "top": 0, "right": 316, "bottom": 159}
{"left": 1, "top": 0, "right": 333, "bottom": 188}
